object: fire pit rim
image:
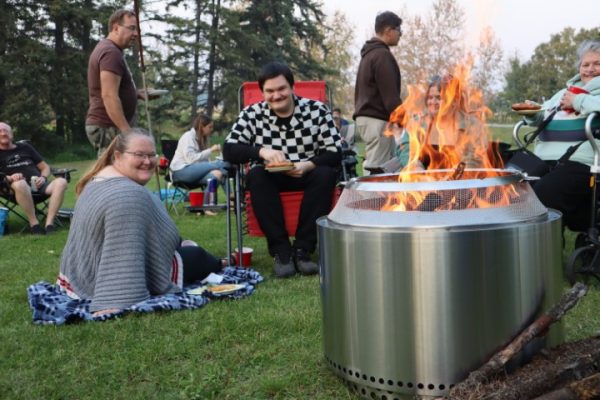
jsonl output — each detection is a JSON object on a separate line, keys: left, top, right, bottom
{"left": 346, "top": 168, "right": 527, "bottom": 192}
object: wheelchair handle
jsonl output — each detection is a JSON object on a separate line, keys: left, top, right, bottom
{"left": 585, "top": 112, "right": 600, "bottom": 173}
{"left": 512, "top": 120, "right": 527, "bottom": 149}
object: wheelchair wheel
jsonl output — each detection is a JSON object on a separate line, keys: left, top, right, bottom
{"left": 565, "top": 244, "right": 600, "bottom": 285}
{"left": 574, "top": 232, "right": 588, "bottom": 249}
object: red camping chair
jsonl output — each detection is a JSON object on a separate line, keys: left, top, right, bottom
{"left": 228, "top": 81, "right": 338, "bottom": 265}
{"left": 237, "top": 81, "right": 331, "bottom": 110}
{"left": 245, "top": 188, "right": 341, "bottom": 236}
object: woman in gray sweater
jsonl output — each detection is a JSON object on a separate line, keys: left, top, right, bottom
{"left": 59, "top": 131, "right": 222, "bottom": 315}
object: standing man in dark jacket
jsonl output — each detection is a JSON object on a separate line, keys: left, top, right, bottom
{"left": 354, "top": 11, "right": 402, "bottom": 174}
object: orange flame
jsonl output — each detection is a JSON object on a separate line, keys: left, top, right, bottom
{"left": 381, "top": 63, "right": 511, "bottom": 212}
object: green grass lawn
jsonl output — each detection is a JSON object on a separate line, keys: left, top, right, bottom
{"left": 1, "top": 128, "right": 599, "bottom": 399}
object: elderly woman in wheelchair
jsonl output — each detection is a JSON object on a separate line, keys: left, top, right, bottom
{"left": 514, "top": 40, "right": 600, "bottom": 233}
{"left": 510, "top": 40, "right": 600, "bottom": 283}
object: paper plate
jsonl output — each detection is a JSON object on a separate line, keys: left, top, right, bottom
{"left": 513, "top": 108, "right": 542, "bottom": 116}
{"left": 265, "top": 164, "right": 294, "bottom": 172}
{"left": 186, "top": 285, "right": 208, "bottom": 295}
{"left": 147, "top": 89, "right": 169, "bottom": 97}
{"left": 207, "top": 284, "right": 245, "bottom": 295}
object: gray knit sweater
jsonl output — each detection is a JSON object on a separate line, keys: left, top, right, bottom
{"left": 59, "top": 177, "right": 181, "bottom": 312}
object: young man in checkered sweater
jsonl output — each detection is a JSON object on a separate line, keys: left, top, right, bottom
{"left": 223, "top": 62, "right": 342, "bottom": 278}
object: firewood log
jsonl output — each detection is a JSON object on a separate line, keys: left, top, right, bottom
{"left": 532, "top": 373, "right": 600, "bottom": 400}
{"left": 447, "top": 336, "right": 600, "bottom": 400}
{"left": 449, "top": 283, "right": 589, "bottom": 397}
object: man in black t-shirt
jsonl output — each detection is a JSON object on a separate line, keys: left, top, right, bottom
{"left": 0, "top": 122, "right": 68, "bottom": 234}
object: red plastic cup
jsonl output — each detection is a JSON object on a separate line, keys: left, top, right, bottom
{"left": 563, "top": 86, "right": 589, "bottom": 113}
{"left": 189, "top": 192, "right": 205, "bottom": 207}
{"left": 234, "top": 247, "right": 253, "bottom": 267}
{"left": 568, "top": 85, "right": 589, "bottom": 95}
{"left": 159, "top": 156, "right": 169, "bottom": 168}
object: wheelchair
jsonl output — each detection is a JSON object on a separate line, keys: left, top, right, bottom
{"left": 340, "top": 145, "right": 359, "bottom": 182}
{"left": 564, "top": 112, "right": 600, "bottom": 285}
{"left": 513, "top": 112, "right": 600, "bottom": 285}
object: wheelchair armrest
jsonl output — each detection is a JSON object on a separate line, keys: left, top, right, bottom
{"left": 512, "top": 120, "right": 528, "bottom": 149}
{"left": 585, "top": 112, "right": 600, "bottom": 173}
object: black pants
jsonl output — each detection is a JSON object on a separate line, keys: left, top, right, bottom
{"left": 177, "top": 245, "right": 222, "bottom": 284}
{"left": 246, "top": 165, "right": 338, "bottom": 258}
{"left": 532, "top": 160, "right": 592, "bottom": 232}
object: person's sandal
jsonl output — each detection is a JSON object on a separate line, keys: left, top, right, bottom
{"left": 45, "top": 224, "right": 56, "bottom": 234}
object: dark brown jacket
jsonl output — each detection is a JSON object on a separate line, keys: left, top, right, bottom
{"left": 353, "top": 38, "right": 401, "bottom": 121}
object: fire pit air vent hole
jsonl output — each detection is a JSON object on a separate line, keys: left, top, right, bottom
{"left": 325, "top": 356, "right": 451, "bottom": 396}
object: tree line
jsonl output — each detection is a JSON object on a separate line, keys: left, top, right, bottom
{"left": 0, "top": 0, "right": 352, "bottom": 153}
{"left": 1, "top": 0, "right": 598, "bottom": 155}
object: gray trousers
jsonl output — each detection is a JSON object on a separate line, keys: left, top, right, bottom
{"left": 355, "top": 116, "right": 395, "bottom": 175}
{"left": 85, "top": 125, "right": 121, "bottom": 158}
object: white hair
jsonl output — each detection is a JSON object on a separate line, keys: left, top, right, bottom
{"left": 576, "top": 40, "right": 600, "bottom": 68}
{"left": 0, "top": 122, "right": 11, "bottom": 133}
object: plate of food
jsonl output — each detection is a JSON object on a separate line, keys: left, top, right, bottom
{"left": 207, "top": 284, "right": 245, "bottom": 295}
{"left": 144, "top": 89, "right": 169, "bottom": 98}
{"left": 186, "top": 285, "right": 208, "bottom": 295}
{"left": 265, "top": 161, "right": 294, "bottom": 172}
{"left": 511, "top": 102, "right": 542, "bottom": 116}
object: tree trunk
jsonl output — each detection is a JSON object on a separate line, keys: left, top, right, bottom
{"left": 206, "top": 0, "right": 221, "bottom": 117}
{"left": 191, "top": 0, "right": 202, "bottom": 121}
{"left": 52, "top": 9, "right": 66, "bottom": 141}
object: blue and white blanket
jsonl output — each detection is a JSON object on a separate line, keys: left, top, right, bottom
{"left": 27, "top": 267, "right": 263, "bottom": 325}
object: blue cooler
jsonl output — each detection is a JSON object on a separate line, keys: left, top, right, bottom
{"left": 0, "top": 207, "right": 8, "bottom": 237}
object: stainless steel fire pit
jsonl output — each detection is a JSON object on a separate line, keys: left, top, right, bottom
{"left": 317, "top": 169, "right": 564, "bottom": 400}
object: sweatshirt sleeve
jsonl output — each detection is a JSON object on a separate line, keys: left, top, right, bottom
{"left": 223, "top": 108, "right": 262, "bottom": 164}
{"left": 376, "top": 52, "right": 402, "bottom": 116}
{"left": 574, "top": 93, "right": 600, "bottom": 115}
{"left": 181, "top": 138, "right": 212, "bottom": 164}
{"left": 176, "top": 131, "right": 212, "bottom": 165}
{"left": 310, "top": 105, "right": 342, "bottom": 167}
{"left": 223, "top": 142, "right": 261, "bottom": 164}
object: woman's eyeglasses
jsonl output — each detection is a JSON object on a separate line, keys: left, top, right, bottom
{"left": 124, "top": 151, "right": 158, "bottom": 161}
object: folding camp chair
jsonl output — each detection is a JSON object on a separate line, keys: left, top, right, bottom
{"left": 237, "top": 81, "right": 332, "bottom": 111}
{"left": 159, "top": 139, "right": 207, "bottom": 214}
{"left": 0, "top": 168, "right": 75, "bottom": 233}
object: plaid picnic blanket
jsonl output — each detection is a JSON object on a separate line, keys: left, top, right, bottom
{"left": 27, "top": 267, "right": 263, "bottom": 325}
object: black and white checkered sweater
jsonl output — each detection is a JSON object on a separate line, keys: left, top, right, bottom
{"left": 224, "top": 95, "right": 342, "bottom": 167}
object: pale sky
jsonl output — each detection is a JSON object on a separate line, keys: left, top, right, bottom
{"left": 321, "top": 0, "right": 599, "bottom": 62}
